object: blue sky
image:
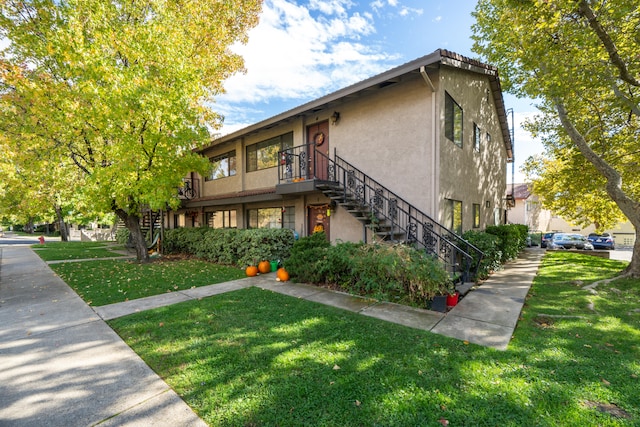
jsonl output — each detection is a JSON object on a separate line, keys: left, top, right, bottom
{"left": 215, "top": 0, "right": 543, "bottom": 183}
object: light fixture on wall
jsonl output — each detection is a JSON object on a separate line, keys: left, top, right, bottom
{"left": 485, "top": 200, "right": 491, "bottom": 208}
{"left": 330, "top": 111, "right": 340, "bottom": 125}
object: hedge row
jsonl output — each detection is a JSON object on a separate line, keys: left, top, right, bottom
{"left": 162, "top": 227, "right": 295, "bottom": 268}
{"left": 283, "top": 232, "right": 453, "bottom": 307}
{"left": 463, "top": 224, "right": 529, "bottom": 279}
{"left": 135, "top": 223, "right": 528, "bottom": 285}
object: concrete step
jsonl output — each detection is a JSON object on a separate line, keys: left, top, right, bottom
{"left": 455, "top": 282, "right": 475, "bottom": 296}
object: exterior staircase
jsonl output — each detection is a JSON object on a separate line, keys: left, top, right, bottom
{"left": 277, "top": 144, "right": 484, "bottom": 285}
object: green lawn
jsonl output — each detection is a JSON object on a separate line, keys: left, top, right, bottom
{"left": 106, "top": 251, "right": 639, "bottom": 426}
{"left": 49, "top": 258, "right": 246, "bottom": 306}
{"left": 32, "top": 241, "right": 125, "bottom": 261}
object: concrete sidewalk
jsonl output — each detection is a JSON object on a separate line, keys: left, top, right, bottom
{"left": 1, "top": 243, "right": 544, "bottom": 426}
{"left": 0, "top": 246, "right": 207, "bottom": 427}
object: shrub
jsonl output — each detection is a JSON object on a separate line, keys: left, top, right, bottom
{"left": 284, "top": 237, "right": 451, "bottom": 307}
{"left": 349, "top": 244, "right": 451, "bottom": 304}
{"left": 318, "top": 241, "right": 361, "bottom": 286}
{"left": 485, "top": 224, "right": 528, "bottom": 262}
{"left": 283, "top": 232, "right": 331, "bottom": 283}
{"left": 163, "top": 227, "right": 295, "bottom": 267}
{"left": 115, "top": 228, "right": 130, "bottom": 245}
{"left": 235, "top": 228, "right": 295, "bottom": 267}
{"left": 462, "top": 230, "right": 502, "bottom": 280}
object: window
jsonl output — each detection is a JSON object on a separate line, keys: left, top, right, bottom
{"left": 473, "top": 203, "right": 480, "bottom": 228}
{"left": 446, "top": 199, "right": 463, "bottom": 235}
{"left": 473, "top": 123, "right": 481, "bottom": 152}
{"left": 246, "top": 132, "right": 293, "bottom": 172}
{"left": 205, "top": 210, "right": 237, "bottom": 228}
{"left": 247, "top": 206, "right": 295, "bottom": 229}
{"left": 486, "top": 132, "right": 491, "bottom": 147}
{"left": 206, "top": 151, "right": 236, "bottom": 181}
{"left": 445, "top": 92, "right": 463, "bottom": 147}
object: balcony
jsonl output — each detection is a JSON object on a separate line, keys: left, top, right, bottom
{"left": 275, "top": 143, "right": 333, "bottom": 195}
{"left": 178, "top": 177, "right": 199, "bottom": 200}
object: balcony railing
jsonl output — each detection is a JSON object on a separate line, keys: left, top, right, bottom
{"left": 278, "top": 143, "right": 328, "bottom": 183}
{"left": 178, "top": 177, "right": 199, "bottom": 200}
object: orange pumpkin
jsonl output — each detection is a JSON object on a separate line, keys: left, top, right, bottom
{"left": 245, "top": 265, "right": 259, "bottom": 277}
{"left": 276, "top": 268, "right": 290, "bottom": 282}
{"left": 258, "top": 260, "right": 272, "bottom": 274}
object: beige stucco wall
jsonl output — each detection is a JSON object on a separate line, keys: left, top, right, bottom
{"left": 329, "top": 76, "right": 437, "bottom": 217}
{"left": 180, "top": 66, "right": 509, "bottom": 241}
{"left": 438, "top": 66, "right": 509, "bottom": 231}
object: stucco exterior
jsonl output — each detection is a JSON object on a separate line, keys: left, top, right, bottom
{"left": 167, "top": 50, "right": 513, "bottom": 245}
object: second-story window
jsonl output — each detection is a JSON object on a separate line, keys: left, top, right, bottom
{"left": 445, "top": 92, "right": 463, "bottom": 148}
{"left": 246, "top": 132, "right": 293, "bottom": 172}
{"left": 206, "top": 151, "right": 236, "bottom": 181}
{"left": 473, "top": 123, "right": 481, "bottom": 152}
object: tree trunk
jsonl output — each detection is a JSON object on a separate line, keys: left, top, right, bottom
{"left": 622, "top": 228, "right": 640, "bottom": 277}
{"left": 55, "top": 205, "right": 68, "bottom": 242}
{"left": 115, "top": 209, "right": 150, "bottom": 263}
{"left": 555, "top": 100, "right": 640, "bottom": 278}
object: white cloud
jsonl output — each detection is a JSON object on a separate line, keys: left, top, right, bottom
{"left": 217, "top": 0, "right": 395, "bottom": 112}
{"left": 308, "top": 0, "right": 354, "bottom": 16}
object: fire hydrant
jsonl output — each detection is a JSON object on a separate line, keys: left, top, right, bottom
{"left": 38, "top": 236, "right": 45, "bottom": 244}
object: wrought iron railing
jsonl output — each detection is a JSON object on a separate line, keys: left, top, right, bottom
{"left": 278, "top": 144, "right": 484, "bottom": 281}
{"left": 278, "top": 145, "right": 316, "bottom": 182}
{"left": 178, "top": 177, "right": 199, "bottom": 200}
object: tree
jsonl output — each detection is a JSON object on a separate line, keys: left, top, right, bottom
{"left": 521, "top": 154, "right": 628, "bottom": 231}
{"left": 0, "top": 0, "right": 261, "bottom": 261}
{"left": 472, "top": 0, "right": 640, "bottom": 277}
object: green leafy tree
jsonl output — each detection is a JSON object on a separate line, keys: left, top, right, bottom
{"left": 0, "top": 0, "right": 261, "bottom": 261}
{"left": 473, "top": 0, "right": 640, "bottom": 277}
{"left": 521, "top": 153, "right": 627, "bottom": 231}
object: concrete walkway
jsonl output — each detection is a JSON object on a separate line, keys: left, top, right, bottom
{"left": 0, "top": 245, "right": 207, "bottom": 427}
{"left": 1, "top": 242, "right": 544, "bottom": 426}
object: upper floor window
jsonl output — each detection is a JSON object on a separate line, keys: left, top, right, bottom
{"left": 246, "top": 132, "right": 293, "bottom": 172}
{"left": 445, "top": 92, "right": 463, "bottom": 147}
{"left": 206, "top": 151, "right": 236, "bottom": 181}
{"left": 473, "top": 123, "right": 481, "bottom": 152}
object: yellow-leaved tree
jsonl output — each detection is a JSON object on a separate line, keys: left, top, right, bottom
{"left": 473, "top": 0, "right": 640, "bottom": 278}
{"left": 0, "top": 0, "right": 262, "bottom": 261}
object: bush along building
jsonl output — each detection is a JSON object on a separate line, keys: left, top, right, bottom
{"left": 167, "top": 49, "right": 514, "bottom": 282}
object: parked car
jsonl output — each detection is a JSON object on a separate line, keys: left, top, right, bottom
{"left": 541, "top": 232, "right": 556, "bottom": 248}
{"left": 547, "top": 233, "right": 594, "bottom": 250}
{"left": 587, "top": 233, "right": 615, "bottom": 250}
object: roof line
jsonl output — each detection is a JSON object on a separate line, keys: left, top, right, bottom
{"left": 207, "top": 49, "right": 512, "bottom": 158}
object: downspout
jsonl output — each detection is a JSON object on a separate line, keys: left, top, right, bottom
{"left": 420, "top": 66, "right": 438, "bottom": 217}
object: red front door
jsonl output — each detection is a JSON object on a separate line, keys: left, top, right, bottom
{"left": 307, "top": 121, "right": 330, "bottom": 180}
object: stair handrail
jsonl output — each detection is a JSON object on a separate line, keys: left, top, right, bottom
{"left": 276, "top": 143, "right": 484, "bottom": 281}
{"left": 326, "top": 151, "right": 484, "bottom": 282}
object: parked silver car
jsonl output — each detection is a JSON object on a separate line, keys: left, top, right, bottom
{"left": 548, "top": 233, "right": 594, "bottom": 250}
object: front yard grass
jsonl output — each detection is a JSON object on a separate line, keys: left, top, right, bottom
{"left": 105, "top": 251, "right": 639, "bottom": 426}
{"left": 32, "top": 241, "right": 125, "bottom": 261}
{"left": 49, "top": 258, "right": 246, "bottom": 306}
